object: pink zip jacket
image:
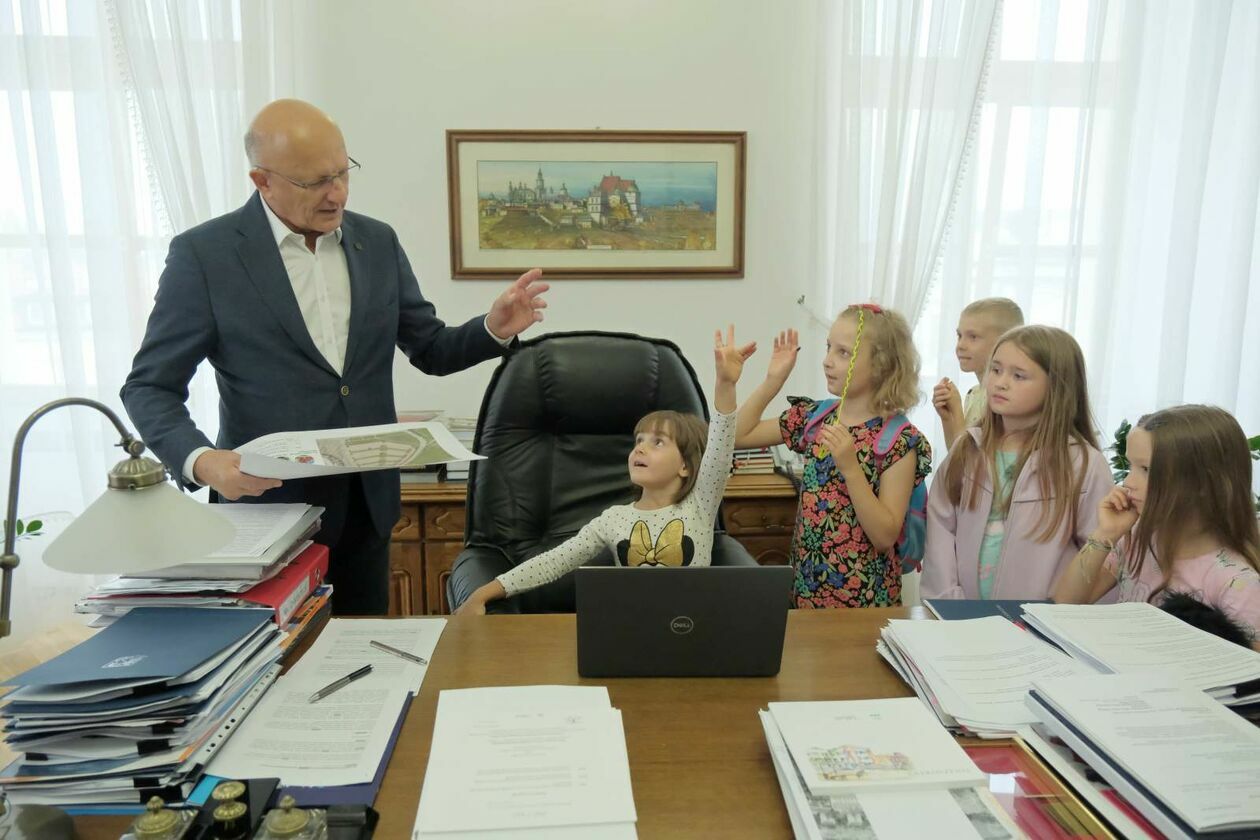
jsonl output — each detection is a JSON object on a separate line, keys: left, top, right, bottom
{"left": 921, "top": 428, "right": 1114, "bottom": 600}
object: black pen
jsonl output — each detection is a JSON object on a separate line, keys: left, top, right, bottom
{"left": 308, "top": 664, "right": 373, "bottom": 703}
{"left": 370, "top": 639, "right": 428, "bottom": 666}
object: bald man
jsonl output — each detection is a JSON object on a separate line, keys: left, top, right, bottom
{"left": 121, "top": 100, "right": 548, "bottom": 615}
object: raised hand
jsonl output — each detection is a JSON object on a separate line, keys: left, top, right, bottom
{"left": 1094, "top": 485, "right": 1139, "bottom": 544}
{"left": 932, "top": 377, "right": 962, "bottom": 422}
{"left": 486, "top": 268, "right": 549, "bottom": 340}
{"left": 766, "top": 328, "right": 800, "bottom": 386}
{"left": 817, "top": 422, "right": 860, "bottom": 478}
{"left": 714, "top": 324, "right": 757, "bottom": 385}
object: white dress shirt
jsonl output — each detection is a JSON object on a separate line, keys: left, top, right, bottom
{"left": 183, "top": 198, "right": 512, "bottom": 485}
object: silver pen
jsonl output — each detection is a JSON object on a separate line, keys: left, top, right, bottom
{"left": 370, "top": 639, "right": 428, "bottom": 666}
{"left": 308, "top": 664, "right": 373, "bottom": 703}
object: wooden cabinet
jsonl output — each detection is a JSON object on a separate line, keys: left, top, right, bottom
{"left": 387, "top": 473, "right": 799, "bottom": 616}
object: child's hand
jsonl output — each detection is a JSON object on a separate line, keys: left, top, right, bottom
{"left": 766, "top": 329, "right": 800, "bottom": 385}
{"left": 714, "top": 324, "right": 757, "bottom": 385}
{"left": 454, "top": 597, "right": 487, "bottom": 616}
{"left": 1094, "top": 485, "right": 1139, "bottom": 544}
{"left": 932, "top": 377, "right": 962, "bottom": 422}
{"left": 817, "top": 422, "right": 860, "bottom": 477}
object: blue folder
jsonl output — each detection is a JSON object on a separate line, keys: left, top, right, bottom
{"left": 6, "top": 608, "right": 273, "bottom": 688}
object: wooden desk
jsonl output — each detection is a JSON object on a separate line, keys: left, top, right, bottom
{"left": 73, "top": 608, "right": 912, "bottom": 840}
{"left": 392, "top": 472, "right": 799, "bottom": 616}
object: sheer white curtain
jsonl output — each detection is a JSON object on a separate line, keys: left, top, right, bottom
{"left": 808, "top": 0, "right": 1001, "bottom": 331}
{"left": 0, "top": 0, "right": 290, "bottom": 647}
{"left": 912, "top": 0, "right": 1260, "bottom": 467}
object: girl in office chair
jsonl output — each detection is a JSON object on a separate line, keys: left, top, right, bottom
{"left": 455, "top": 325, "right": 757, "bottom": 615}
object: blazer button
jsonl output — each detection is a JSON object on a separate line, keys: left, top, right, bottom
{"left": 340, "top": 385, "right": 350, "bottom": 397}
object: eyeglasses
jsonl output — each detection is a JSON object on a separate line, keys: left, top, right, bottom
{"left": 256, "top": 156, "right": 360, "bottom": 190}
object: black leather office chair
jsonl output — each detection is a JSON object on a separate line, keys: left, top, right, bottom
{"left": 445, "top": 330, "right": 757, "bottom": 614}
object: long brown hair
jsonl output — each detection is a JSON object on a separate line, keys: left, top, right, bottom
{"left": 942, "top": 325, "right": 1100, "bottom": 542}
{"left": 1124, "top": 405, "right": 1260, "bottom": 593}
{"left": 633, "top": 411, "right": 708, "bottom": 503}
{"left": 837, "top": 305, "right": 921, "bottom": 415}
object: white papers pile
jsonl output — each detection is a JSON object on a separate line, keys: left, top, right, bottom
{"left": 878, "top": 616, "right": 1095, "bottom": 737}
{"left": 0, "top": 608, "right": 282, "bottom": 807}
{"left": 441, "top": 417, "right": 477, "bottom": 481}
{"left": 412, "top": 686, "right": 637, "bottom": 839}
{"left": 760, "top": 699, "right": 1021, "bottom": 839}
{"left": 1027, "top": 673, "right": 1260, "bottom": 840}
{"left": 1021, "top": 602, "right": 1260, "bottom": 705}
{"left": 207, "top": 618, "right": 443, "bottom": 787}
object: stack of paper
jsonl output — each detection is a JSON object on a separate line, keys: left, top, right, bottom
{"left": 74, "top": 504, "right": 325, "bottom": 629}
{"left": 1027, "top": 673, "right": 1260, "bottom": 840}
{"left": 0, "top": 608, "right": 282, "bottom": 807}
{"left": 1021, "top": 602, "right": 1260, "bottom": 705}
{"left": 760, "top": 699, "right": 1020, "bottom": 839}
{"left": 207, "top": 618, "right": 443, "bottom": 791}
{"left": 878, "top": 616, "right": 1095, "bottom": 737}
{"left": 441, "top": 417, "right": 477, "bottom": 482}
{"left": 412, "top": 686, "right": 637, "bottom": 839}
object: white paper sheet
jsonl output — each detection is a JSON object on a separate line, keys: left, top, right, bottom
{"left": 237, "top": 421, "right": 483, "bottom": 479}
{"left": 207, "top": 503, "right": 311, "bottom": 557}
{"left": 206, "top": 680, "right": 408, "bottom": 787}
{"left": 282, "top": 617, "right": 446, "bottom": 694}
{"left": 415, "top": 706, "right": 636, "bottom": 834}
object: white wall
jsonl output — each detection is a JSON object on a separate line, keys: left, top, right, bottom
{"left": 293, "top": 0, "right": 823, "bottom": 420}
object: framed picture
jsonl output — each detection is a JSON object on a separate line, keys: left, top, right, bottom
{"left": 446, "top": 130, "right": 746, "bottom": 279}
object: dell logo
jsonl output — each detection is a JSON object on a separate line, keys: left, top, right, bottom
{"left": 670, "top": 616, "right": 695, "bottom": 635}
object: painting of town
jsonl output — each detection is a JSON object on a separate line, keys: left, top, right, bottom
{"left": 448, "top": 130, "right": 745, "bottom": 278}
{"left": 475, "top": 161, "right": 718, "bottom": 252}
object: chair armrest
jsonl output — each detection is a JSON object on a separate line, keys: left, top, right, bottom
{"left": 446, "top": 544, "right": 521, "bottom": 614}
{"left": 711, "top": 533, "right": 759, "bottom": 567}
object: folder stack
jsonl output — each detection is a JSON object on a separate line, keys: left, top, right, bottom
{"left": 0, "top": 607, "right": 283, "bottom": 807}
{"left": 441, "top": 417, "right": 477, "bottom": 482}
{"left": 1026, "top": 673, "right": 1260, "bottom": 840}
{"left": 74, "top": 504, "right": 327, "bottom": 628}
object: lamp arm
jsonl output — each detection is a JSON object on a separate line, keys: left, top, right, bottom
{"left": 2, "top": 398, "right": 143, "bottom": 638}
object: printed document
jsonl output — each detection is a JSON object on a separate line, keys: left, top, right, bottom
{"left": 237, "top": 421, "right": 482, "bottom": 479}
{"left": 284, "top": 617, "right": 446, "bottom": 694}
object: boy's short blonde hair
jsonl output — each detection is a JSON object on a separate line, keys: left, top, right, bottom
{"left": 961, "top": 297, "right": 1024, "bottom": 334}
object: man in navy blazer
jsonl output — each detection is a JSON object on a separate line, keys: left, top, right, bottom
{"left": 121, "top": 99, "right": 548, "bottom": 615}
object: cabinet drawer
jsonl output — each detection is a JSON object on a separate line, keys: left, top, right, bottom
{"left": 722, "top": 499, "right": 797, "bottom": 535}
{"left": 392, "top": 505, "right": 421, "bottom": 541}
{"left": 424, "top": 504, "right": 466, "bottom": 540}
{"left": 424, "top": 541, "right": 462, "bottom": 615}
{"left": 733, "top": 535, "right": 794, "bottom": 567}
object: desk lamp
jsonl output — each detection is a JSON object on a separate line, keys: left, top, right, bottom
{"left": 0, "top": 397, "right": 234, "bottom": 839}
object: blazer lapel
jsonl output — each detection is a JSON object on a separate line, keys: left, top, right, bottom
{"left": 235, "top": 194, "right": 339, "bottom": 378}
{"left": 340, "top": 214, "right": 369, "bottom": 375}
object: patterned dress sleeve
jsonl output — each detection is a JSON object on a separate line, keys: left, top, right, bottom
{"left": 877, "top": 421, "right": 933, "bottom": 487}
{"left": 779, "top": 396, "right": 819, "bottom": 454}
{"left": 496, "top": 515, "right": 611, "bottom": 597}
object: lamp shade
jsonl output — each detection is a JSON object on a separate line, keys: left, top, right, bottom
{"left": 42, "top": 483, "right": 234, "bottom": 574}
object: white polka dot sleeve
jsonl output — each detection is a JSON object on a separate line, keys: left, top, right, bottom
{"left": 682, "top": 407, "right": 738, "bottom": 524}
{"left": 496, "top": 516, "right": 612, "bottom": 597}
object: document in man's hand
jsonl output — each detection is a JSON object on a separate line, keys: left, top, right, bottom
{"left": 236, "top": 421, "right": 483, "bottom": 479}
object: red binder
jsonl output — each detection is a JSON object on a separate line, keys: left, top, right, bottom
{"left": 239, "top": 543, "right": 329, "bottom": 624}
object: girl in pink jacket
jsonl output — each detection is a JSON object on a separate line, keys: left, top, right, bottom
{"left": 1053, "top": 405, "right": 1260, "bottom": 644}
{"left": 922, "top": 326, "right": 1113, "bottom": 600}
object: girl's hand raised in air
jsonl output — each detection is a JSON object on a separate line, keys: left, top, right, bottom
{"left": 1094, "top": 485, "right": 1139, "bottom": 545}
{"left": 765, "top": 328, "right": 800, "bottom": 386}
{"left": 817, "top": 422, "right": 860, "bottom": 478}
{"left": 714, "top": 325, "right": 757, "bottom": 385}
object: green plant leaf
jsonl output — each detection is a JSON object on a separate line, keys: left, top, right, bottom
{"left": 15, "top": 519, "right": 23, "bottom": 536}
{"left": 26, "top": 519, "right": 43, "bottom": 534}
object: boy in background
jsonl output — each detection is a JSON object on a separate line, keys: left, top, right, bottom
{"left": 932, "top": 297, "right": 1024, "bottom": 446}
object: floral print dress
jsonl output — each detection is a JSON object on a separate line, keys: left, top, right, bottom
{"left": 780, "top": 397, "right": 932, "bottom": 608}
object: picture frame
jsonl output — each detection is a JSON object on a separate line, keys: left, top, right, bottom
{"left": 446, "top": 130, "right": 746, "bottom": 279}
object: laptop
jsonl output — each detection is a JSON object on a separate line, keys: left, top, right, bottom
{"left": 575, "top": 566, "right": 794, "bottom": 677}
